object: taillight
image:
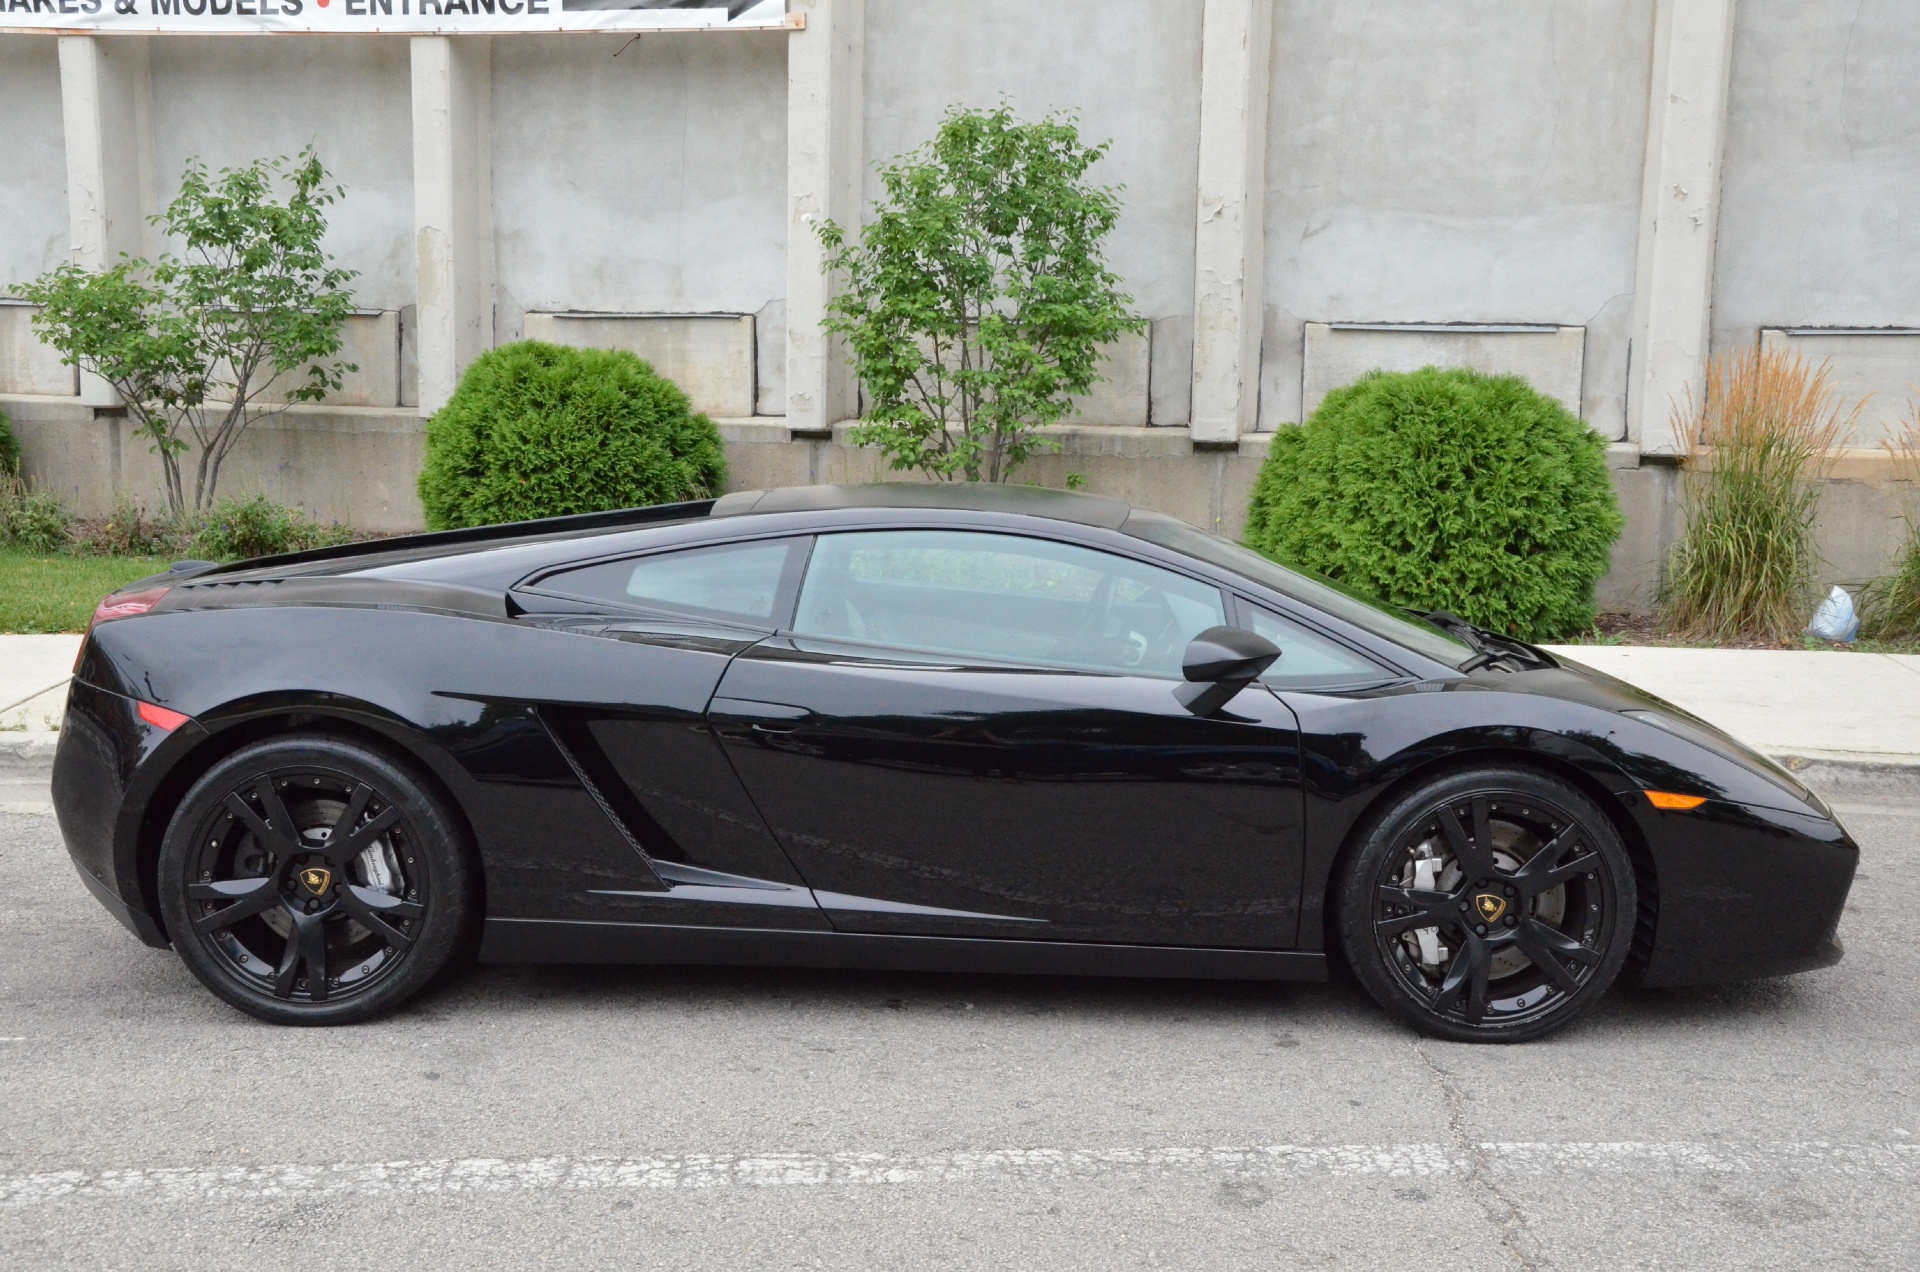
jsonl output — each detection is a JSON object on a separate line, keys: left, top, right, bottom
{"left": 91, "top": 586, "right": 170, "bottom": 626}
{"left": 78, "top": 586, "right": 172, "bottom": 672}
{"left": 136, "top": 701, "right": 191, "bottom": 732}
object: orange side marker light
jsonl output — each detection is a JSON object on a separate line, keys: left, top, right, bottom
{"left": 136, "top": 701, "right": 191, "bottom": 732}
{"left": 1645, "top": 790, "right": 1707, "bottom": 811}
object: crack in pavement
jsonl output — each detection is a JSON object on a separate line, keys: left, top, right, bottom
{"left": 1413, "top": 1038, "right": 1547, "bottom": 1272}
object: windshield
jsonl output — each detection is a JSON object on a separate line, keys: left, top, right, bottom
{"left": 1121, "top": 510, "right": 1474, "bottom": 670}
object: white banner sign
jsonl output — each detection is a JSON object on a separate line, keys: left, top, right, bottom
{"left": 0, "top": 0, "right": 788, "bottom": 35}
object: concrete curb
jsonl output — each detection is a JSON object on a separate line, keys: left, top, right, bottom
{"left": 0, "top": 733, "right": 59, "bottom": 778}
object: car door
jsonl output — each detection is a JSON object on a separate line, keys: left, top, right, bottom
{"left": 511, "top": 535, "right": 830, "bottom": 930}
{"left": 709, "top": 528, "right": 1306, "bottom": 949}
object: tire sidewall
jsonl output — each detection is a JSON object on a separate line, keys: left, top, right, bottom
{"left": 157, "top": 734, "right": 474, "bottom": 1026}
{"left": 1335, "top": 766, "right": 1637, "bottom": 1044}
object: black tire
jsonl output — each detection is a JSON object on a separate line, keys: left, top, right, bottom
{"left": 1334, "top": 766, "right": 1636, "bottom": 1043}
{"left": 158, "top": 735, "right": 475, "bottom": 1026}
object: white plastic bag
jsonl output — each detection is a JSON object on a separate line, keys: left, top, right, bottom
{"left": 1806, "top": 585, "right": 1859, "bottom": 642}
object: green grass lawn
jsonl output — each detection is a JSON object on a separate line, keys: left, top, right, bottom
{"left": 0, "top": 550, "right": 173, "bottom": 633}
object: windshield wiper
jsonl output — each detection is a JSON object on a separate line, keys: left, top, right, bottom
{"left": 1408, "top": 609, "right": 1544, "bottom": 672}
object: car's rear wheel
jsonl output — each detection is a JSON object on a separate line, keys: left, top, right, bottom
{"left": 158, "top": 735, "right": 475, "bottom": 1026}
{"left": 1334, "top": 767, "right": 1635, "bottom": 1043}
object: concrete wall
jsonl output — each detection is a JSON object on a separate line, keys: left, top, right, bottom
{"left": 1714, "top": 4, "right": 1920, "bottom": 355}
{"left": 0, "top": 38, "right": 68, "bottom": 298}
{"left": 149, "top": 37, "right": 416, "bottom": 311}
{"left": 10, "top": 3, "right": 1920, "bottom": 616}
{"left": 1262, "top": 0, "right": 1654, "bottom": 437}
{"left": 490, "top": 32, "right": 789, "bottom": 345}
{"left": 864, "top": 0, "right": 1205, "bottom": 424}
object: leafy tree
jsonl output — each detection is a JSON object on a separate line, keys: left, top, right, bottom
{"left": 820, "top": 106, "right": 1143, "bottom": 483}
{"left": 19, "top": 148, "right": 356, "bottom": 515}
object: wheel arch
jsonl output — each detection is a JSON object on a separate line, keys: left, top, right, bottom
{"left": 1319, "top": 745, "right": 1659, "bottom": 980}
{"left": 131, "top": 704, "right": 484, "bottom": 944}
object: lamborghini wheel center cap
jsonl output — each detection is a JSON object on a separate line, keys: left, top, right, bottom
{"left": 298, "top": 866, "right": 334, "bottom": 898}
{"left": 1473, "top": 892, "right": 1508, "bottom": 924}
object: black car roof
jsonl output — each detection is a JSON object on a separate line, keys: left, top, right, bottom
{"left": 712, "top": 483, "right": 1135, "bottom": 530}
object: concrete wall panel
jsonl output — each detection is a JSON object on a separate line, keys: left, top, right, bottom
{"left": 1301, "top": 323, "right": 1586, "bottom": 421}
{"left": 1263, "top": 0, "right": 1653, "bottom": 434}
{"left": 491, "top": 33, "right": 789, "bottom": 343}
{"left": 0, "top": 37, "right": 68, "bottom": 297}
{"left": 148, "top": 37, "right": 415, "bottom": 311}
{"left": 863, "top": 0, "right": 1205, "bottom": 328}
{"left": 524, "top": 311, "right": 757, "bottom": 419}
{"left": 0, "top": 305, "right": 78, "bottom": 397}
{"left": 1715, "top": 3, "right": 1920, "bottom": 359}
{"left": 1760, "top": 328, "right": 1920, "bottom": 451}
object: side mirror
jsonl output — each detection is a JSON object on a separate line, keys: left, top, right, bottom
{"left": 1174, "top": 625, "right": 1280, "bottom": 717}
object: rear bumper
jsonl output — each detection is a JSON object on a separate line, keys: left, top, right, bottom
{"left": 52, "top": 678, "right": 205, "bottom": 950}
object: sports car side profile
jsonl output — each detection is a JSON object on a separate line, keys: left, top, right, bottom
{"left": 53, "top": 483, "right": 1855, "bottom": 1041}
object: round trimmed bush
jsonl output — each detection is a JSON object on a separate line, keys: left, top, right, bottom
{"left": 1244, "top": 367, "right": 1623, "bottom": 640}
{"left": 419, "top": 340, "right": 727, "bottom": 530}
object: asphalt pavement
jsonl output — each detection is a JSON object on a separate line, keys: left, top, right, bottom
{"left": 0, "top": 766, "right": 1914, "bottom": 1271}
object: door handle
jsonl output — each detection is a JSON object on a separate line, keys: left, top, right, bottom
{"left": 709, "top": 696, "right": 813, "bottom": 735}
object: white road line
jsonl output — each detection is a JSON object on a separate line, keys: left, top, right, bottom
{"left": 3, "top": 1142, "right": 1913, "bottom": 1207}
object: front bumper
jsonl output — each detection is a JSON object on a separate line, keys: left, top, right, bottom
{"left": 1636, "top": 797, "right": 1857, "bottom": 988}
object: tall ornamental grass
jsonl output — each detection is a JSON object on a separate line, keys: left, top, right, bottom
{"left": 1861, "top": 409, "right": 1920, "bottom": 640}
{"left": 1660, "top": 348, "right": 1856, "bottom": 642}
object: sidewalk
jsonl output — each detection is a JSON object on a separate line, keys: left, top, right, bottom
{"left": 3, "top": 635, "right": 1918, "bottom": 772}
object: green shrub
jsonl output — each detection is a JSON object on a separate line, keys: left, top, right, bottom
{"left": 418, "top": 341, "right": 727, "bottom": 530}
{"left": 1244, "top": 367, "right": 1623, "bottom": 640}
{"left": 0, "top": 477, "right": 73, "bottom": 555}
{"left": 191, "top": 494, "right": 352, "bottom": 560}
{"left": 0, "top": 407, "right": 20, "bottom": 477}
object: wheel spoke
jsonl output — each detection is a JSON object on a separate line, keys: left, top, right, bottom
{"left": 1430, "top": 933, "right": 1491, "bottom": 1025}
{"left": 1375, "top": 885, "right": 1455, "bottom": 937}
{"left": 270, "top": 910, "right": 330, "bottom": 1001}
{"left": 1525, "top": 918, "right": 1602, "bottom": 966}
{"left": 187, "top": 877, "right": 282, "bottom": 935}
{"left": 222, "top": 788, "right": 301, "bottom": 859}
{"left": 339, "top": 885, "right": 422, "bottom": 950}
{"left": 1435, "top": 802, "right": 1498, "bottom": 882}
{"left": 1513, "top": 920, "right": 1586, "bottom": 994}
{"left": 1512, "top": 826, "right": 1598, "bottom": 896}
{"left": 326, "top": 805, "right": 403, "bottom": 866}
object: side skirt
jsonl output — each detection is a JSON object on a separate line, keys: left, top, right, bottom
{"left": 480, "top": 918, "right": 1327, "bottom": 982}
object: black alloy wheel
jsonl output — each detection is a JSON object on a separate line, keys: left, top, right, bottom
{"left": 158, "top": 736, "right": 475, "bottom": 1025}
{"left": 1336, "top": 767, "right": 1636, "bottom": 1043}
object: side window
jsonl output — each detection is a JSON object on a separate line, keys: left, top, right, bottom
{"left": 1245, "top": 604, "right": 1393, "bottom": 690}
{"left": 534, "top": 540, "right": 799, "bottom": 626}
{"left": 792, "top": 530, "right": 1225, "bottom": 678}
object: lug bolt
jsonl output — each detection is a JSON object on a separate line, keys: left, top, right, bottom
{"left": 1505, "top": 916, "right": 1518, "bottom": 928}
{"left": 1474, "top": 925, "right": 1487, "bottom": 935}
{"left": 1505, "top": 886, "right": 1516, "bottom": 897}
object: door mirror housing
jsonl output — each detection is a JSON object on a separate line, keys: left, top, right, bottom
{"left": 1174, "top": 626, "right": 1281, "bottom": 716}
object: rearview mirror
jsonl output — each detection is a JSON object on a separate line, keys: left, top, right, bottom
{"left": 1174, "top": 626, "right": 1280, "bottom": 717}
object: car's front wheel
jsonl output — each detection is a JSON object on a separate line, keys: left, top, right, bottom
{"left": 1335, "top": 767, "right": 1636, "bottom": 1043}
{"left": 158, "top": 735, "right": 475, "bottom": 1025}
